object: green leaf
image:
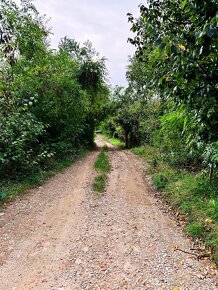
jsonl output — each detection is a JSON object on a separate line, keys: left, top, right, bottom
{"left": 181, "top": 0, "right": 188, "bottom": 9}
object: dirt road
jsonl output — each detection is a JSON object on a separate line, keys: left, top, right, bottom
{"left": 0, "top": 137, "right": 217, "bottom": 289}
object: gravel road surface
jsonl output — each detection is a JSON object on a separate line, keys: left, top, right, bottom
{"left": 0, "top": 137, "right": 217, "bottom": 289}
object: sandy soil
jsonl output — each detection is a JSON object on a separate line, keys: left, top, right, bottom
{"left": 0, "top": 136, "right": 217, "bottom": 289}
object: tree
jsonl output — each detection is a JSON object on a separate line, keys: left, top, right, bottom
{"left": 127, "top": 0, "right": 218, "bottom": 143}
{"left": 125, "top": 0, "right": 218, "bottom": 171}
{"left": 0, "top": 0, "right": 109, "bottom": 177}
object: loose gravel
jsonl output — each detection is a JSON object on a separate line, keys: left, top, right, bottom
{"left": 0, "top": 137, "right": 217, "bottom": 289}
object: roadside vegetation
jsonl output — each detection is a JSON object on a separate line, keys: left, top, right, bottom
{"left": 100, "top": 0, "right": 218, "bottom": 263}
{"left": 0, "top": 0, "right": 109, "bottom": 201}
{"left": 92, "top": 147, "right": 111, "bottom": 194}
{"left": 132, "top": 145, "right": 218, "bottom": 262}
{"left": 101, "top": 134, "right": 125, "bottom": 149}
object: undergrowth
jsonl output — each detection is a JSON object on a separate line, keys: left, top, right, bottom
{"left": 132, "top": 145, "right": 218, "bottom": 264}
{"left": 92, "top": 147, "right": 111, "bottom": 194}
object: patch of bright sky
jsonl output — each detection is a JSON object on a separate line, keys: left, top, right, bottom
{"left": 16, "top": 0, "right": 145, "bottom": 86}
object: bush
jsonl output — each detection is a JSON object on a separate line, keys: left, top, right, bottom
{"left": 0, "top": 112, "right": 47, "bottom": 176}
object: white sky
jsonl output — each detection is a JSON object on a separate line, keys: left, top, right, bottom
{"left": 29, "top": 0, "right": 144, "bottom": 86}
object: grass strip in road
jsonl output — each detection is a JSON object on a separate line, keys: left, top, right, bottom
{"left": 92, "top": 147, "right": 111, "bottom": 194}
{"left": 132, "top": 145, "right": 218, "bottom": 265}
{"left": 94, "top": 148, "right": 110, "bottom": 173}
{"left": 92, "top": 174, "right": 107, "bottom": 193}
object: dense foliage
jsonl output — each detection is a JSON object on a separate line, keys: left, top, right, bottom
{"left": 0, "top": 0, "right": 109, "bottom": 178}
{"left": 102, "top": 0, "right": 218, "bottom": 172}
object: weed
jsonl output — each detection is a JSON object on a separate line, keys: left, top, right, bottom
{"left": 92, "top": 174, "right": 107, "bottom": 193}
{"left": 179, "top": 201, "right": 193, "bottom": 214}
{"left": 94, "top": 151, "right": 110, "bottom": 173}
{"left": 131, "top": 145, "right": 160, "bottom": 164}
{"left": 152, "top": 173, "right": 169, "bottom": 190}
{"left": 185, "top": 223, "right": 204, "bottom": 237}
{"left": 92, "top": 148, "right": 111, "bottom": 194}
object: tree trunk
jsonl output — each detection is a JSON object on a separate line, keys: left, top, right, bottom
{"left": 125, "top": 131, "right": 129, "bottom": 149}
{"left": 209, "top": 166, "right": 214, "bottom": 182}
